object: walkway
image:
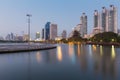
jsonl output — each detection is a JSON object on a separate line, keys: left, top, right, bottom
{"left": 0, "top": 44, "right": 56, "bottom": 53}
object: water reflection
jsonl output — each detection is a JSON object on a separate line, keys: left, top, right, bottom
{"left": 68, "top": 44, "right": 76, "bottom": 63}
{"left": 111, "top": 45, "right": 116, "bottom": 59}
{"left": 0, "top": 44, "right": 119, "bottom": 80}
{"left": 36, "top": 52, "right": 41, "bottom": 63}
{"left": 100, "top": 45, "right": 103, "bottom": 56}
{"left": 92, "top": 45, "right": 97, "bottom": 52}
{"left": 67, "top": 44, "right": 118, "bottom": 79}
{"left": 77, "top": 45, "right": 81, "bottom": 56}
{"left": 57, "top": 45, "right": 63, "bottom": 62}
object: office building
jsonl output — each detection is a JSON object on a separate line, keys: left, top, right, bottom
{"left": 42, "top": 28, "right": 44, "bottom": 40}
{"left": 45, "top": 22, "right": 51, "bottom": 40}
{"left": 50, "top": 24, "right": 57, "bottom": 40}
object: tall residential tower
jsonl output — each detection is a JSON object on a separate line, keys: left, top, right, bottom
{"left": 108, "top": 5, "right": 118, "bottom": 33}
{"left": 93, "top": 10, "right": 101, "bottom": 34}
{"left": 80, "top": 13, "right": 87, "bottom": 37}
{"left": 101, "top": 7, "right": 108, "bottom": 32}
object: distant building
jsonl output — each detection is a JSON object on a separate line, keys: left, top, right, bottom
{"left": 36, "top": 32, "right": 40, "bottom": 39}
{"left": 5, "top": 33, "right": 15, "bottom": 41}
{"left": 93, "top": 10, "right": 102, "bottom": 34}
{"left": 42, "top": 28, "right": 44, "bottom": 40}
{"left": 91, "top": 5, "right": 118, "bottom": 36}
{"left": 16, "top": 36, "right": 24, "bottom": 41}
{"left": 45, "top": 22, "right": 51, "bottom": 40}
{"left": 61, "top": 30, "right": 67, "bottom": 39}
{"left": 50, "top": 24, "right": 57, "bottom": 40}
{"left": 23, "top": 34, "right": 29, "bottom": 41}
{"left": 69, "top": 13, "right": 87, "bottom": 38}
{"left": 80, "top": 13, "right": 87, "bottom": 37}
{"left": 5, "top": 34, "right": 10, "bottom": 40}
{"left": 94, "top": 10, "right": 100, "bottom": 28}
{"left": 101, "top": 7, "right": 108, "bottom": 32}
{"left": 108, "top": 5, "right": 118, "bottom": 33}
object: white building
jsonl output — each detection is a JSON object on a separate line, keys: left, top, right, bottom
{"left": 108, "top": 5, "right": 118, "bottom": 33}
{"left": 93, "top": 5, "right": 118, "bottom": 34}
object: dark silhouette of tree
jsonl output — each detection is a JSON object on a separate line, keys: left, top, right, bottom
{"left": 72, "top": 30, "right": 80, "bottom": 38}
{"left": 68, "top": 30, "right": 82, "bottom": 42}
{"left": 90, "top": 32, "right": 119, "bottom": 42}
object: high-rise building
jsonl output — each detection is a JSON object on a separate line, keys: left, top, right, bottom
{"left": 50, "top": 24, "right": 57, "bottom": 40}
{"left": 93, "top": 5, "right": 118, "bottom": 34}
{"left": 42, "top": 28, "right": 44, "bottom": 40}
{"left": 36, "top": 32, "right": 40, "bottom": 39}
{"left": 93, "top": 10, "right": 102, "bottom": 34}
{"left": 94, "top": 10, "right": 100, "bottom": 28}
{"left": 61, "top": 30, "right": 67, "bottom": 39}
{"left": 80, "top": 13, "right": 87, "bottom": 37}
{"left": 45, "top": 22, "right": 51, "bottom": 40}
{"left": 108, "top": 5, "right": 117, "bottom": 33}
{"left": 101, "top": 7, "right": 108, "bottom": 32}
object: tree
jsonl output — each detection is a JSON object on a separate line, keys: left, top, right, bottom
{"left": 68, "top": 30, "right": 82, "bottom": 42}
{"left": 72, "top": 30, "right": 80, "bottom": 38}
{"left": 90, "top": 32, "right": 119, "bottom": 42}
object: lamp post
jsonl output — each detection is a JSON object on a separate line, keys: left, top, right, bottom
{"left": 26, "top": 14, "right": 32, "bottom": 43}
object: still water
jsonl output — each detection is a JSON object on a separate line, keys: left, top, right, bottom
{"left": 0, "top": 44, "right": 120, "bottom": 80}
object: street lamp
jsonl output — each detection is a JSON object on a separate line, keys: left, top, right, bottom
{"left": 26, "top": 14, "right": 32, "bottom": 42}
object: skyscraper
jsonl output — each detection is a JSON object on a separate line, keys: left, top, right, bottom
{"left": 50, "top": 24, "right": 57, "bottom": 40}
{"left": 42, "top": 28, "right": 44, "bottom": 40}
{"left": 45, "top": 22, "right": 51, "bottom": 40}
{"left": 94, "top": 10, "right": 100, "bottom": 28}
{"left": 80, "top": 13, "right": 87, "bottom": 37}
{"left": 101, "top": 7, "right": 108, "bottom": 32}
{"left": 108, "top": 5, "right": 117, "bottom": 33}
{"left": 93, "top": 5, "right": 118, "bottom": 35}
{"left": 93, "top": 10, "right": 101, "bottom": 34}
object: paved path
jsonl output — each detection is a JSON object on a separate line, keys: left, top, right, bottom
{"left": 0, "top": 44, "right": 56, "bottom": 53}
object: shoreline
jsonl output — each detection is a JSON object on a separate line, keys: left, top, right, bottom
{"left": 0, "top": 44, "right": 57, "bottom": 53}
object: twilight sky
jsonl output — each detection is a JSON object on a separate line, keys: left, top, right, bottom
{"left": 0, "top": 0, "right": 119, "bottom": 39}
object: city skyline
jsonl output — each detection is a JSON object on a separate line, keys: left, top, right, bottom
{"left": 0, "top": 0, "right": 120, "bottom": 39}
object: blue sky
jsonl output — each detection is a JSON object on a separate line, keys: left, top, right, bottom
{"left": 0, "top": 0, "right": 119, "bottom": 39}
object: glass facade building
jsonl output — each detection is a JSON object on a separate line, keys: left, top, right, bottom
{"left": 45, "top": 22, "right": 51, "bottom": 40}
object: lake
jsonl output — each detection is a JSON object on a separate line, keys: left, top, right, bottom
{"left": 0, "top": 44, "right": 120, "bottom": 80}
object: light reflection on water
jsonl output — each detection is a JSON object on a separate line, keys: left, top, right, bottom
{"left": 36, "top": 51, "right": 41, "bottom": 63}
{"left": 0, "top": 44, "right": 120, "bottom": 80}
{"left": 57, "top": 45, "right": 62, "bottom": 62}
{"left": 111, "top": 45, "right": 116, "bottom": 59}
{"left": 68, "top": 44, "right": 76, "bottom": 64}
